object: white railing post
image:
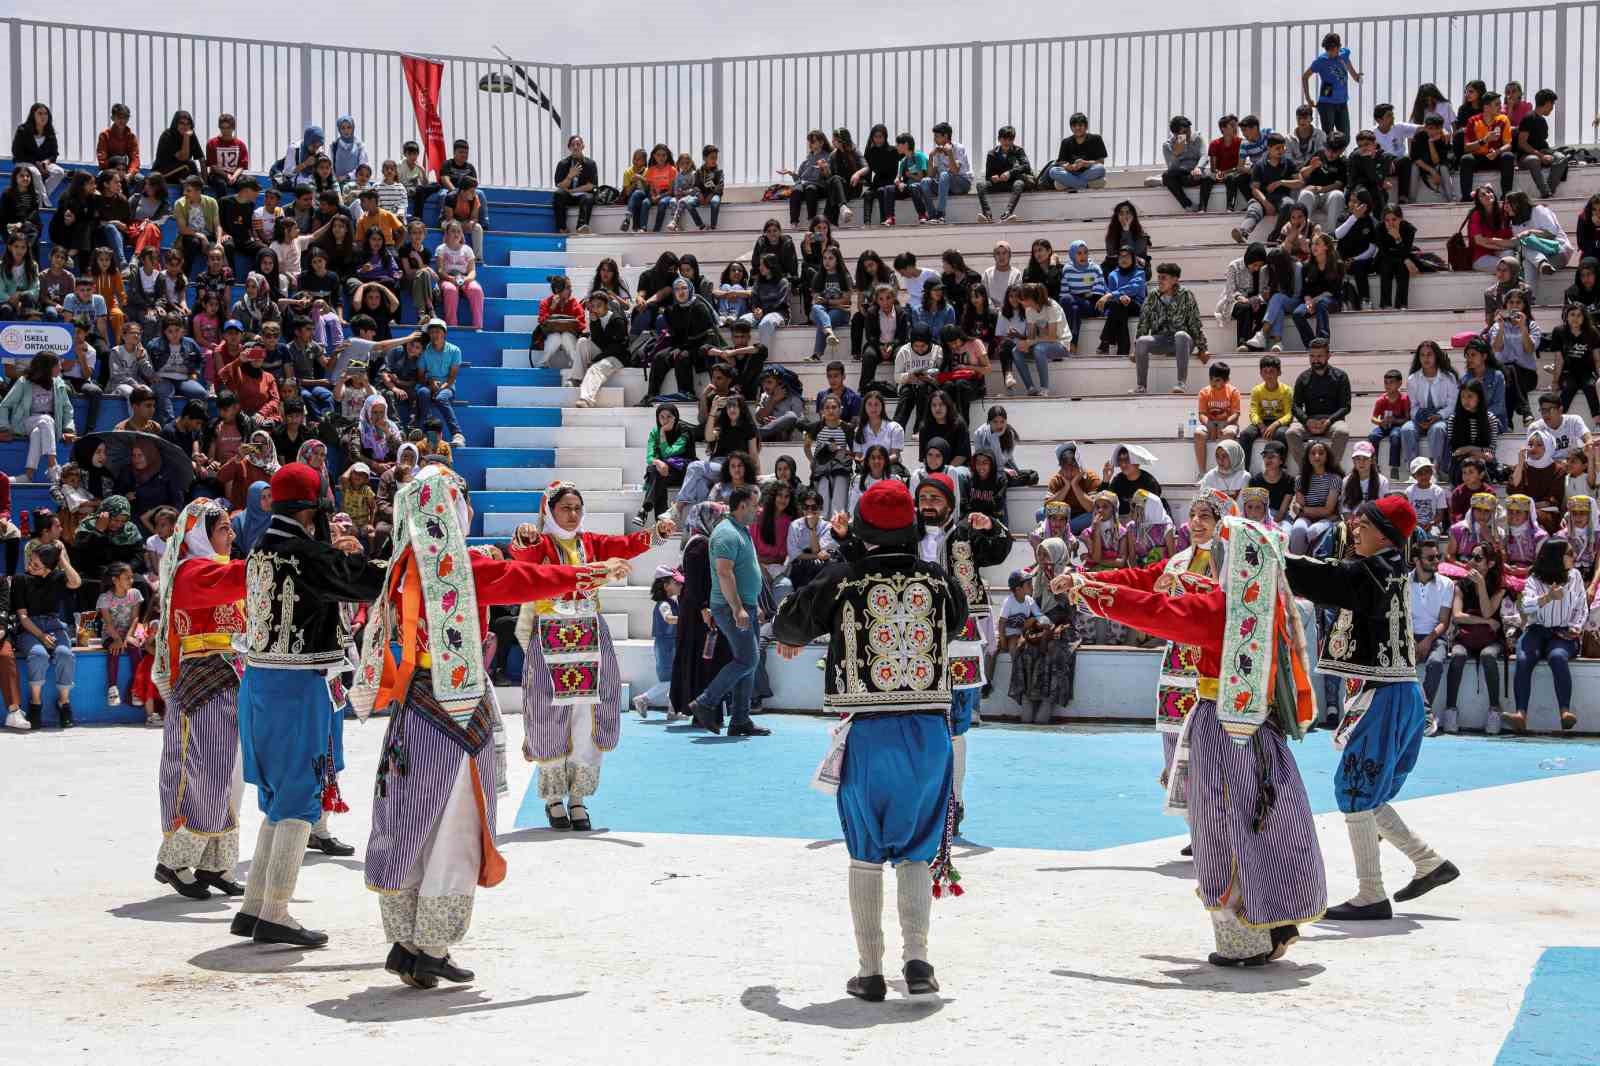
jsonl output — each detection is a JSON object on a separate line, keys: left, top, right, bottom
{"left": 558, "top": 64, "right": 573, "bottom": 146}
{"left": 970, "top": 42, "right": 984, "bottom": 150}
{"left": 712, "top": 60, "right": 724, "bottom": 153}
{"left": 7, "top": 19, "right": 23, "bottom": 133}
{"left": 1553, "top": 3, "right": 1571, "bottom": 145}
{"left": 298, "top": 44, "right": 314, "bottom": 137}
{"left": 1249, "top": 22, "right": 1263, "bottom": 120}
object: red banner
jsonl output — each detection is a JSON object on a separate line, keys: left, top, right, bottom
{"left": 401, "top": 55, "right": 446, "bottom": 176}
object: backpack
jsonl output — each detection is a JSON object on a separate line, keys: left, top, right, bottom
{"left": 593, "top": 184, "right": 621, "bottom": 206}
{"left": 761, "top": 184, "right": 793, "bottom": 202}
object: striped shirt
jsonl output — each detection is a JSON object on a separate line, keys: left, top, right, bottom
{"left": 1519, "top": 571, "right": 1589, "bottom": 630}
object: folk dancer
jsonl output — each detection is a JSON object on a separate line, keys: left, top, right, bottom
{"left": 1151, "top": 491, "right": 1232, "bottom": 858}
{"left": 151, "top": 499, "right": 249, "bottom": 900}
{"left": 513, "top": 482, "right": 674, "bottom": 831}
{"left": 1285, "top": 496, "right": 1461, "bottom": 920}
{"left": 353, "top": 466, "right": 626, "bottom": 988}
{"left": 774, "top": 480, "right": 969, "bottom": 1001}
{"left": 1054, "top": 515, "right": 1326, "bottom": 966}
{"left": 234, "top": 462, "right": 389, "bottom": 947}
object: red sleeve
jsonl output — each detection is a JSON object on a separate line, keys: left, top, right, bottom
{"left": 1086, "top": 558, "right": 1170, "bottom": 592}
{"left": 583, "top": 530, "right": 654, "bottom": 560}
{"left": 470, "top": 555, "right": 582, "bottom": 605}
{"left": 537, "top": 296, "right": 553, "bottom": 325}
{"left": 1078, "top": 580, "right": 1225, "bottom": 654}
{"left": 172, "top": 558, "right": 248, "bottom": 610}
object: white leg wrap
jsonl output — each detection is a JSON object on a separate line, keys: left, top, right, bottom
{"left": 259, "top": 818, "right": 312, "bottom": 927}
{"left": 1374, "top": 803, "right": 1444, "bottom": 878}
{"left": 847, "top": 860, "right": 885, "bottom": 979}
{"left": 895, "top": 861, "right": 933, "bottom": 965}
{"left": 952, "top": 735, "right": 967, "bottom": 804}
{"left": 1344, "top": 810, "right": 1387, "bottom": 906}
{"left": 239, "top": 821, "right": 277, "bottom": 917}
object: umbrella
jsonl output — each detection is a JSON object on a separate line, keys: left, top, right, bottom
{"left": 72, "top": 431, "right": 195, "bottom": 500}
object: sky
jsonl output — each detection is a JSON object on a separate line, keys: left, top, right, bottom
{"left": 11, "top": 0, "right": 1512, "bottom": 66}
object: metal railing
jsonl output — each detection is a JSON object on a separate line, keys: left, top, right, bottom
{"left": 3, "top": 8, "right": 1589, "bottom": 190}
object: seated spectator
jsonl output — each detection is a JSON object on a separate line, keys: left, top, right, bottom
{"left": 779, "top": 130, "right": 832, "bottom": 228}
{"left": 1445, "top": 542, "right": 1505, "bottom": 733}
{"left": 1159, "top": 115, "right": 1205, "bottom": 212}
{"left": 1042, "top": 442, "right": 1100, "bottom": 534}
{"left": 1219, "top": 242, "right": 1271, "bottom": 352}
{"left": 893, "top": 325, "right": 944, "bottom": 429}
{"left": 678, "top": 395, "right": 760, "bottom": 514}
{"left": 1248, "top": 441, "right": 1296, "bottom": 525}
{"left": 1045, "top": 113, "right": 1109, "bottom": 192}
{"left": 1192, "top": 361, "right": 1241, "bottom": 472}
{"left": 638, "top": 403, "right": 695, "bottom": 527}
{"left": 96, "top": 101, "right": 141, "bottom": 176}
{"left": 0, "top": 351, "right": 76, "bottom": 482}
{"left": 0, "top": 172, "right": 44, "bottom": 259}
{"left": 807, "top": 394, "right": 854, "bottom": 515}
{"left": 113, "top": 385, "right": 161, "bottom": 434}
{"left": 813, "top": 361, "right": 861, "bottom": 423}
{"left": 909, "top": 438, "right": 964, "bottom": 514}
{"left": 434, "top": 220, "right": 483, "bottom": 329}
{"left": 754, "top": 367, "right": 805, "bottom": 443}
{"left": 784, "top": 489, "right": 836, "bottom": 589}
{"left": 1503, "top": 494, "right": 1547, "bottom": 577}
{"left": 1444, "top": 382, "right": 1502, "bottom": 487}
{"left": 1399, "top": 340, "right": 1458, "bottom": 476}
{"left": 1511, "top": 538, "right": 1584, "bottom": 732}
{"left": 919, "top": 122, "right": 974, "bottom": 224}
{"left": 1504, "top": 191, "right": 1574, "bottom": 304}
{"left": 574, "top": 290, "right": 633, "bottom": 410}
{"left": 1058, "top": 241, "right": 1105, "bottom": 351}
{"left": 1341, "top": 442, "right": 1391, "bottom": 514}
{"left": 11, "top": 103, "right": 68, "bottom": 200}
{"left": 1103, "top": 443, "right": 1162, "bottom": 517}
{"left": 885, "top": 132, "right": 931, "bottom": 226}
{"left": 1133, "top": 263, "right": 1208, "bottom": 396}
{"left": 416, "top": 319, "right": 466, "bottom": 446}
{"left": 1460, "top": 91, "right": 1517, "bottom": 201}
{"left": 680, "top": 144, "right": 725, "bottom": 231}
{"left": 1467, "top": 188, "right": 1515, "bottom": 273}
{"left": 1296, "top": 132, "right": 1349, "bottom": 233}
{"left": 1234, "top": 133, "right": 1300, "bottom": 245}
{"left": 645, "top": 278, "right": 721, "bottom": 402}
{"left": 532, "top": 275, "right": 587, "bottom": 370}
{"left": 1200, "top": 114, "right": 1249, "bottom": 211}
{"left": 1490, "top": 288, "right": 1542, "bottom": 421}
{"left": 937, "top": 324, "right": 989, "bottom": 425}
{"left": 851, "top": 390, "right": 904, "bottom": 468}
{"left": 1407, "top": 457, "right": 1450, "bottom": 537}
{"left": 749, "top": 253, "right": 792, "bottom": 351}
{"left": 61, "top": 322, "right": 106, "bottom": 432}
{"left": 441, "top": 175, "right": 487, "bottom": 257}
{"left": 847, "top": 446, "right": 899, "bottom": 511}
{"left": 1509, "top": 426, "right": 1565, "bottom": 533}
{"left": 13, "top": 541, "right": 81, "bottom": 729}
{"left": 1126, "top": 489, "right": 1177, "bottom": 567}
{"left": 73, "top": 493, "right": 146, "bottom": 613}
{"left": 373, "top": 160, "right": 409, "bottom": 220}
{"left": 1287, "top": 338, "right": 1352, "bottom": 468}
{"left": 752, "top": 481, "right": 795, "bottom": 570}
{"left": 1409, "top": 113, "right": 1455, "bottom": 197}
{"left": 1446, "top": 458, "right": 1492, "bottom": 530}
{"left": 1366, "top": 369, "right": 1409, "bottom": 475}
{"left": 806, "top": 247, "right": 853, "bottom": 362}
{"left": 1292, "top": 234, "right": 1345, "bottom": 347}
{"left": 1564, "top": 494, "right": 1597, "bottom": 582}
{"left": 1238, "top": 353, "right": 1294, "bottom": 469}
{"left": 1015, "top": 282, "right": 1067, "bottom": 397}
{"left": 552, "top": 134, "right": 598, "bottom": 235}
{"left": 1199, "top": 439, "right": 1248, "bottom": 498}
{"left": 1289, "top": 439, "right": 1343, "bottom": 553}
{"left": 1516, "top": 89, "right": 1567, "bottom": 198}
{"left": 353, "top": 393, "right": 403, "bottom": 473}
{"left": 1103, "top": 201, "right": 1152, "bottom": 277}
{"left": 975, "top": 126, "right": 1033, "bottom": 223}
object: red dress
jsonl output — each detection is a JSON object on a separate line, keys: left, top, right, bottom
{"left": 1076, "top": 560, "right": 1227, "bottom": 681}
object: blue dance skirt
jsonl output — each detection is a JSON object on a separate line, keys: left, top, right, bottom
{"left": 1334, "top": 682, "right": 1425, "bottom": 813}
{"left": 838, "top": 714, "right": 952, "bottom": 865}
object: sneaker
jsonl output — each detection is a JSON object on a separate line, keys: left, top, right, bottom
{"left": 928, "top": 216, "right": 945, "bottom": 225}
{"left": 106, "top": 685, "right": 121, "bottom": 707}
{"left": 576, "top": 225, "right": 592, "bottom": 235}
{"left": 620, "top": 218, "right": 632, "bottom": 233}
{"left": 1230, "top": 226, "right": 1247, "bottom": 244}
{"left": 1540, "top": 260, "right": 1556, "bottom": 275}
{"left": 1129, "top": 384, "right": 1147, "bottom": 395}
{"left": 841, "top": 206, "right": 854, "bottom": 224}
{"left": 999, "top": 212, "right": 1014, "bottom": 223}
{"left": 145, "top": 710, "right": 162, "bottom": 728}
{"left": 4, "top": 709, "right": 29, "bottom": 731}
{"left": 1241, "top": 332, "right": 1265, "bottom": 352}
{"left": 1441, "top": 707, "right": 1459, "bottom": 734}
{"left": 632, "top": 694, "right": 649, "bottom": 719}
{"left": 1004, "top": 373, "right": 1018, "bottom": 393}
{"left": 666, "top": 221, "right": 679, "bottom": 233}
{"left": 977, "top": 212, "right": 993, "bottom": 223}
{"left": 917, "top": 215, "right": 929, "bottom": 225}
{"left": 826, "top": 331, "right": 840, "bottom": 351}
{"left": 805, "top": 351, "right": 822, "bottom": 362}
{"left": 1027, "top": 387, "right": 1043, "bottom": 397}
{"left": 1423, "top": 712, "right": 1439, "bottom": 738}
{"left": 1171, "top": 382, "right": 1187, "bottom": 394}
{"left": 881, "top": 217, "right": 896, "bottom": 227}
{"left": 1270, "top": 341, "right": 1283, "bottom": 353}
{"left": 451, "top": 432, "right": 466, "bottom": 447}
{"left": 1485, "top": 709, "right": 1503, "bottom": 735}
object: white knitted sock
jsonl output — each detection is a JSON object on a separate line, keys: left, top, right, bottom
{"left": 239, "top": 821, "right": 277, "bottom": 917}
{"left": 1374, "top": 803, "right": 1444, "bottom": 878}
{"left": 847, "top": 861, "right": 884, "bottom": 978}
{"left": 1344, "top": 810, "right": 1387, "bottom": 905}
{"left": 895, "top": 861, "right": 933, "bottom": 964}
{"left": 952, "top": 735, "right": 967, "bottom": 804}
{"left": 259, "top": 818, "right": 312, "bottom": 927}
{"left": 313, "top": 811, "right": 329, "bottom": 837}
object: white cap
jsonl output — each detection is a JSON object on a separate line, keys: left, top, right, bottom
{"left": 425, "top": 317, "right": 448, "bottom": 332}
{"left": 1409, "top": 455, "right": 1435, "bottom": 475}
{"left": 347, "top": 462, "right": 372, "bottom": 477}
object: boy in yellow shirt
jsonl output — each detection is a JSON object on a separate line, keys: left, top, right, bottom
{"left": 1192, "top": 361, "right": 1242, "bottom": 471}
{"left": 1238, "top": 353, "right": 1294, "bottom": 469}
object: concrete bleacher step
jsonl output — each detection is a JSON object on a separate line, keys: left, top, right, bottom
{"left": 481, "top": 510, "right": 628, "bottom": 536}
{"left": 485, "top": 466, "right": 623, "bottom": 490}
{"left": 495, "top": 385, "right": 624, "bottom": 407}
{"left": 492, "top": 425, "right": 629, "bottom": 449}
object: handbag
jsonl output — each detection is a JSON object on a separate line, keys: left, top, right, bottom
{"left": 1446, "top": 212, "right": 1475, "bottom": 272}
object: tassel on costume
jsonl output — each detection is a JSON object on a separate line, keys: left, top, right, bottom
{"left": 928, "top": 790, "right": 966, "bottom": 900}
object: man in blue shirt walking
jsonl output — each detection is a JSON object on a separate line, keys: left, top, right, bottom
{"left": 688, "top": 485, "right": 771, "bottom": 736}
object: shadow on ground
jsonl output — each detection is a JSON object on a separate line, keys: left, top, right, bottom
{"left": 1053, "top": 955, "right": 1326, "bottom": 992}
{"left": 188, "top": 943, "right": 384, "bottom": 975}
{"left": 741, "top": 984, "right": 947, "bottom": 1028}
{"left": 307, "top": 985, "right": 587, "bottom": 1023}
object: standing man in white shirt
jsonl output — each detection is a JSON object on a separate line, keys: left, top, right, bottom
{"left": 1410, "top": 540, "right": 1455, "bottom": 736}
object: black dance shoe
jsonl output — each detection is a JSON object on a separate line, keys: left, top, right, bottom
{"left": 306, "top": 833, "right": 356, "bottom": 857}
{"left": 412, "top": 952, "right": 474, "bottom": 984}
{"left": 194, "top": 870, "right": 245, "bottom": 896}
{"left": 1208, "top": 951, "right": 1271, "bottom": 967}
{"left": 1393, "top": 860, "right": 1460, "bottom": 903}
{"left": 385, "top": 943, "right": 438, "bottom": 989}
{"left": 229, "top": 912, "right": 258, "bottom": 938}
{"left": 154, "top": 863, "right": 211, "bottom": 900}
{"left": 568, "top": 803, "right": 593, "bottom": 832}
{"left": 902, "top": 960, "right": 940, "bottom": 995}
{"left": 252, "top": 919, "right": 329, "bottom": 948}
{"left": 545, "top": 801, "right": 571, "bottom": 831}
{"left": 1323, "top": 898, "right": 1393, "bottom": 921}
{"left": 846, "top": 975, "right": 886, "bottom": 1002}
{"left": 1268, "top": 924, "right": 1300, "bottom": 961}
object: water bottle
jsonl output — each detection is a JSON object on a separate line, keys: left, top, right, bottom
{"left": 1181, "top": 412, "right": 1199, "bottom": 440}
{"left": 702, "top": 624, "right": 719, "bottom": 660}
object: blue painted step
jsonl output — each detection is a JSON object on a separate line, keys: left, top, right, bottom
{"left": 448, "top": 447, "right": 555, "bottom": 489}
{"left": 455, "top": 404, "right": 561, "bottom": 446}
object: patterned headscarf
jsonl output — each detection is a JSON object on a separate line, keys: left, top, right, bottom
{"left": 296, "top": 439, "right": 335, "bottom": 505}
{"left": 1033, "top": 537, "right": 1075, "bottom": 614}
{"left": 681, "top": 500, "right": 728, "bottom": 546}
{"left": 98, "top": 494, "right": 145, "bottom": 546}
{"left": 152, "top": 499, "right": 230, "bottom": 701}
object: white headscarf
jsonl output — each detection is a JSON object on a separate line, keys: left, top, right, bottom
{"left": 1525, "top": 426, "right": 1557, "bottom": 469}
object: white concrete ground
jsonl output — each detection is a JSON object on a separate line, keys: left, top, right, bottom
{"left": 3, "top": 717, "right": 1597, "bottom": 1066}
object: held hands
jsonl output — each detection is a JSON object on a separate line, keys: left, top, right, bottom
{"left": 512, "top": 522, "right": 540, "bottom": 546}
{"left": 654, "top": 517, "right": 678, "bottom": 539}
{"left": 776, "top": 642, "right": 805, "bottom": 660}
{"left": 332, "top": 534, "right": 364, "bottom": 555}
{"left": 1049, "top": 571, "right": 1083, "bottom": 597}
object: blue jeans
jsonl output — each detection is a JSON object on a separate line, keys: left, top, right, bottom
{"left": 1013, "top": 343, "right": 1052, "bottom": 391}
{"left": 154, "top": 377, "right": 211, "bottom": 424}
{"left": 625, "top": 188, "right": 649, "bottom": 229}
{"left": 19, "top": 615, "right": 75, "bottom": 694}
{"left": 1291, "top": 293, "right": 1338, "bottom": 346}
{"left": 809, "top": 305, "right": 850, "bottom": 356}
{"left": 1398, "top": 419, "right": 1448, "bottom": 472}
{"left": 1042, "top": 162, "right": 1106, "bottom": 190}
{"left": 675, "top": 192, "right": 720, "bottom": 228}
{"left": 1515, "top": 624, "right": 1577, "bottom": 712}
{"left": 299, "top": 385, "right": 334, "bottom": 420}
{"left": 1061, "top": 294, "right": 1100, "bottom": 341}
{"left": 652, "top": 197, "right": 672, "bottom": 231}
{"left": 697, "top": 601, "right": 760, "bottom": 727}
{"left": 97, "top": 223, "right": 126, "bottom": 267}
{"left": 1262, "top": 292, "right": 1297, "bottom": 341}
{"left": 415, "top": 382, "right": 461, "bottom": 437}
{"left": 917, "top": 171, "right": 971, "bottom": 218}
{"left": 1367, "top": 424, "right": 1405, "bottom": 470}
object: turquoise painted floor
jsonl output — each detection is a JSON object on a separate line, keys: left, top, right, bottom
{"left": 515, "top": 716, "right": 1597, "bottom": 851}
